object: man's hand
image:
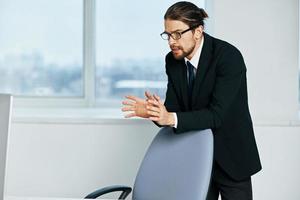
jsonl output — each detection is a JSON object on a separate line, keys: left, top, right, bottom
{"left": 121, "top": 91, "right": 155, "bottom": 118}
{"left": 146, "top": 94, "right": 175, "bottom": 126}
{"left": 122, "top": 92, "right": 175, "bottom": 127}
{"left": 122, "top": 95, "right": 150, "bottom": 118}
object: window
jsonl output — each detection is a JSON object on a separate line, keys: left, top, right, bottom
{"left": 0, "top": 0, "right": 206, "bottom": 108}
{"left": 0, "top": 0, "right": 83, "bottom": 97}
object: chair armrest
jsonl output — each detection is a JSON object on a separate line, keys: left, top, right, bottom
{"left": 84, "top": 185, "right": 132, "bottom": 199}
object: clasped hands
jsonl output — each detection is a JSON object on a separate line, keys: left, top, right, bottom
{"left": 121, "top": 91, "right": 175, "bottom": 127}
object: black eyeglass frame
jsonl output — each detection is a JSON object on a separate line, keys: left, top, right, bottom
{"left": 160, "top": 24, "right": 200, "bottom": 40}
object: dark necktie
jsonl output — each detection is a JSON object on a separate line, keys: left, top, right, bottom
{"left": 187, "top": 61, "right": 195, "bottom": 100}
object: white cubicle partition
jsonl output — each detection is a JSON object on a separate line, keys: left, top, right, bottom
{"left": 0, "top": 94, "right": 13, "bottom": 200}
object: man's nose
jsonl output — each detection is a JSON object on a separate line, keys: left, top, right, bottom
{"left": 168, "top": 36, "right": 176, "bottom": 45}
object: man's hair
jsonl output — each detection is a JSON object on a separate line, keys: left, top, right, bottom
{"left": 164, "top": 1, "right": 208, "bottom": 28}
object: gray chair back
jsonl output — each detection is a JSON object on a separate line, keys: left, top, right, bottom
{"left": 0, "top": 94, "right": 13, "bottom": 200}
{"left": 133, "top": 127, "right": 213, "bottom": 200}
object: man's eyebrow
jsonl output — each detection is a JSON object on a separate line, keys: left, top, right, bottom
{"left": 164, "top": 29, "right": 185, "bottom": 33}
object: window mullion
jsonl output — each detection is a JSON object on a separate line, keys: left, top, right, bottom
{"left": 83, "top": 0, "right": 96, "bottom": 107}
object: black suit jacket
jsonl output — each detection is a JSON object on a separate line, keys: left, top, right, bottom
{"left": 162, "top": 32, "right": 262, "bottom": 181}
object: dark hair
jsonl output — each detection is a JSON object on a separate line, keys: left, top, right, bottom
{"left": 164, "top": 1, "right": 208, "bottom": 27}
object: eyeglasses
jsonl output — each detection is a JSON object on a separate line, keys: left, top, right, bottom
{"left": 160, "top": 25, "right": 199, "bottom": 40}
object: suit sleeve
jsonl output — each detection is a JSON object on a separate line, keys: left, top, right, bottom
{"left": 175, "top": 46, "right": 246, "bottom": 134}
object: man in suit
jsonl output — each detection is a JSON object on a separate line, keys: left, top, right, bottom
{"left": 122, "top": 1, "right": 262, "bottom": 199}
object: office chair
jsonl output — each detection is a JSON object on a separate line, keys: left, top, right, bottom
{"left": 85, "top": 127, "right": 213, "bottom": 200}
{"left": 0, "top": 94, "right": 13, "bottom": 200}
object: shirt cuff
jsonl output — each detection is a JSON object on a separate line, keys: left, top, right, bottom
{"left": 172, "top": 112, "right": 178, "bottom": 128}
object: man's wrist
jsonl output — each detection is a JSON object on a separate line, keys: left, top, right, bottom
{"left": 167, "top": 112, "right": 175, "bottom": 126}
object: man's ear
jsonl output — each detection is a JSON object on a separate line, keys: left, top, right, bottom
{"left": 195, "top": 25, "right": 204, "bottom": 40}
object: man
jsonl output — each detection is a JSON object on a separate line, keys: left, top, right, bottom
{"left": 122, "top": 1, "right": 262, "bottom": 200}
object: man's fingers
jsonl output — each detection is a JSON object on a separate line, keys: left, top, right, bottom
{"left": 148, "top": 99, "right": 164, "bottom": 109}
{"left": 125, "top": 95, "right": 139, "bottom": 102}
{"left": 153, "top": 94, "right": 164, "bottom": 105}
{"left": 148, "top": 99, "right": 160, "bottom": 107}
{"left": 147, "top": 110, "right": 160, "bottom": 117}
{"left": 149, "top": 116, "right": 159, "bottom": 121}
{"left": 146, "top": 105, "right": 160, "bottom": 113}
{"left": 145, "top": 91, "right": 154, "bottom": 100}
{"left": 153, "top": 94, "right": 160, "bottom": 100}
{"left": 122, "top": 100, "right": 135, "bottom": 106}
{"left": 125, "top": 112, "right": 136, "bottom": 118}
{"left": 121, "top": 106, "right": 135, "bottom": 112}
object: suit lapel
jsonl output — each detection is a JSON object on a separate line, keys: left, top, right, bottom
{"left": 191, "top": 32, "right": 213, "bottom": 106}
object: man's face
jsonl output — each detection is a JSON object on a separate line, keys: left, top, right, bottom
{"left": 164, "top": 19, "right": 201, "bottom": 60}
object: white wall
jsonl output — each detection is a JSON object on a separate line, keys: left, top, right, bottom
{"left": 5, "top": 121, "right": 300, "bottom": 200}
{"left": 6, "top": 120, "right": 158, "bottom": 198}
{"left": 209, "top": 0, "right": 299, "bottom": 122}
{"left": 4, "top": 0, "right": 300, "bottom": 199}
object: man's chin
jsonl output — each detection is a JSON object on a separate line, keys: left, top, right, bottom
{"left": 172, "top": 52, "right": 185, "bottom": 60}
